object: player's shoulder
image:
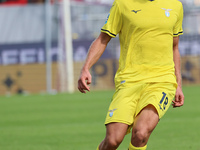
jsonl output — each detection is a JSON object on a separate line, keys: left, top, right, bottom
{"left": 113, "top": 0, "right": 123, "bottom": 5}
{"left": 113, "top": 0, "right": 127, "bottom": 6}
{"left": 172, "top": 0, "right": 183, "bottom": 12}
{"left": 168, "top": 0, "right": 183, "bottom": 7}
{"left": 111, "top": 0, "right": 126, "bottom": 10}
{"left": 114, "top": 0, "right": 123, "bottom": 3}
{"left": 162, "top": 0, "right": 183, "bottom": 11}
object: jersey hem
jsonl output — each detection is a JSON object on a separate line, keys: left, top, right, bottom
{"left": 115, "top": 79, "right": 178, "bottom": 91}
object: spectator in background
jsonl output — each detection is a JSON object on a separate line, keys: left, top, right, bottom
{"left": 28, "top": 0, "right": 44, "bottom": 3}
{"left": 0, "top": 0, "right": 27, "bottom": 4}
{"left": 0, "top": 0, "right": 46, "bottom": 4}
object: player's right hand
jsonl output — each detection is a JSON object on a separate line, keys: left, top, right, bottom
{"left": 78, "top": 68, "right": 92, "bottom": 93}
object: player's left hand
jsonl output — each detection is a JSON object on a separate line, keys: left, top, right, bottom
{"left": 172, "top": 86, "right": 184, "bottom": 108}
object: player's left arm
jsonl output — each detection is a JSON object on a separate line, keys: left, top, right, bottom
{"left": 172, "top": 36, "right": 184, "bottom": 108}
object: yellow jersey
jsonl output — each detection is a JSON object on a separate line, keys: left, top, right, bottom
{"left": 101, "top": 0, "right": 183, "bottom": 89}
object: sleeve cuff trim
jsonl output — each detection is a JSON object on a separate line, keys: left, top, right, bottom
{"left": 173, "top": 31, "right": 183, "bottom": 36}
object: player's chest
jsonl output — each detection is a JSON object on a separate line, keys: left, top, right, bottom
{"left": 122, "top": 4, "right": 178, "bottom": 30}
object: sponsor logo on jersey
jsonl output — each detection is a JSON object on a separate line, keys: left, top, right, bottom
{"left": 131, "top": 9, "right": 142, "bottom": 14}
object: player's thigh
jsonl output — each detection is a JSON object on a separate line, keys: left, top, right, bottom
{"left": 131, "top": 105, "right": 159, "bottom": 147}
{"left": 105, "top": 122, "right": 128, "bottom": 143}
{"left": 135, "top": 82, "right": 176, "bottom": 120}
{"left": 105, "top": 85, "right": 142, "bottom": 126}
{"left": 133, "top": 104, "right": 159, "bottom": 134}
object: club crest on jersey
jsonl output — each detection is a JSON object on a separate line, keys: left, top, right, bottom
{"left": 109, "top": 109, "right": 117, "bottom": 117}
{"left": 162, "top": 8, "right": 172, "bottom": 17}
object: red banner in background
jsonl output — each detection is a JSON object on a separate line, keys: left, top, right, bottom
{"left": 0, "top": 0, "right": 27, "bottom": 5}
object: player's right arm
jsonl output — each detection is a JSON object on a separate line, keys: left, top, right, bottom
{"left": 78, "top": 32, "right": 112, "bottom": 93}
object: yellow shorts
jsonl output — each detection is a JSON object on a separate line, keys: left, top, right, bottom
{"left": 105, "top": 82, "right": 176, "bottom": 128}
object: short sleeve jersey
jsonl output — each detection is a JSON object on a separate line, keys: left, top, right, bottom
{"left": 101, "top": 0, "right": 184, "bottom": 89}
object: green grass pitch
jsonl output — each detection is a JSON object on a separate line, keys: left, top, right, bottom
{"left": 0, "top": 85, "right": 200, "bottom": 150}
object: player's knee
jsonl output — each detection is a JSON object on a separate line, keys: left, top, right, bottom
{"left": 104, "top": 136, "right": 123, "bottom": 149}
{"left": 132, "top": 128, "right": 149, "bottom": 144}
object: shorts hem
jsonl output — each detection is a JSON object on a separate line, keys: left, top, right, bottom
{"left": 136, "top": 103, "right": 163, "bottom": 119}
{"left": 104, "top": 120, "right": 132, "bottom": 126}
{"left": 105, "top": 120, "right": 133, "bottom": 134}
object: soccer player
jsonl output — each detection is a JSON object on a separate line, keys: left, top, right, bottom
{"left": 78, "top": 0, "right": 185, "bottom": 149}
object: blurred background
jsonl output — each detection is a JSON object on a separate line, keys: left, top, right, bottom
{"left": 0, "top": 0, "right": 199, "bottom": 95}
